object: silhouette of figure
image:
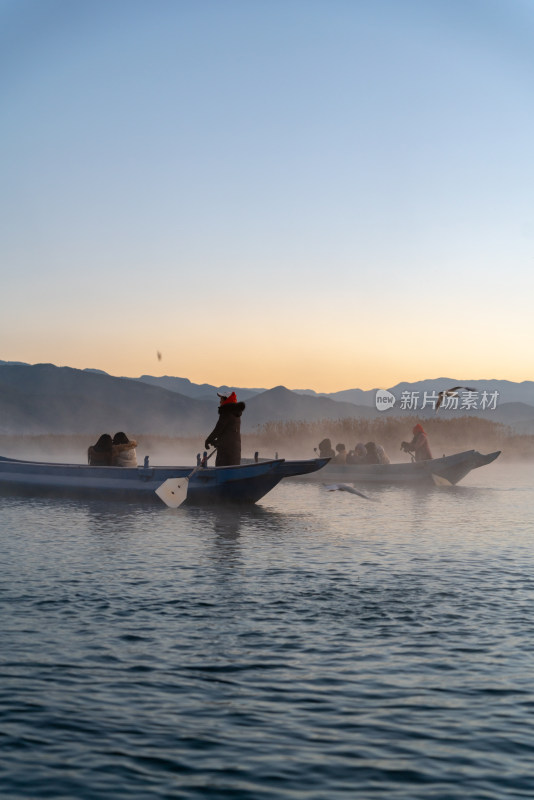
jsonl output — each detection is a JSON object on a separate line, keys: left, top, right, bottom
{"left": 205, "top": 392, "right": 246, "bottom": 467}
{"left": 88, "top": 434, "right": 113, "bottom": 466}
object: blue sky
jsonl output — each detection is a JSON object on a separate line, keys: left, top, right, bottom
{"left": 1, "top": 0, "right": 533, "bottom": 391}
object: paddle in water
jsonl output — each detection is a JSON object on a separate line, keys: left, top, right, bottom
{"left": 156, "top": 449, "right": 217, "bottom": 508}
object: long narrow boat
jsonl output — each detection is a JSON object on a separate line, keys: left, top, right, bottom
{"left": 0, "top": 455, "right": 329, "bottom": 505}
{"left": 293, "top": 449, "right": 501, "bottom": 486}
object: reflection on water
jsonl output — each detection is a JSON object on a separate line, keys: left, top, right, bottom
{"left": 186, "top": 503, "right": 291, "bottom": 539}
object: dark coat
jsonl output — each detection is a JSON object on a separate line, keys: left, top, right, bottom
{"left": 205, "top": 401, "right": 246, "bottom": 466}
{"left": 88, "top": 446, "right": 112, "bottom": 466}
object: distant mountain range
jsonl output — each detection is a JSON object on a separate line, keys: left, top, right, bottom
{"left": 133, "top": 372, "right": 534, "bottom": 433}
{"left": 1, "top": 361, "right": 533, "bottom": 436}
{"left": 137, "top": 374, "right": 263, "bottom": 402}
{"left": 136, "top": 372, "right": 534, "bottom": 408}
{"left": 0, "top": 363, "right": 213, "bottom": 436}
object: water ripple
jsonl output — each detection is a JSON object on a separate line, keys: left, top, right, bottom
{"left": 1, "top": 463, "right": 533, "bottom": 798}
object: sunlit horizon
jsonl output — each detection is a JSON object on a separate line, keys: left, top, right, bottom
{"left": 2, "top": 1, "right": 533, "bottom": 392}
{"left": 2, "top": 352, "right": 532, "bottom": 395}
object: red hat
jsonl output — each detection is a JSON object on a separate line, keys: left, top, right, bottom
{"left": 219, "top": 391, "right": 237, "bottom": 405}
{"left": 413, "top": 423, "right": 425, "bottom": 435}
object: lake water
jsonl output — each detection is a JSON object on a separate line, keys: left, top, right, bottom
{"left": 1, "top": 461, "right": 533, "bottom": 799}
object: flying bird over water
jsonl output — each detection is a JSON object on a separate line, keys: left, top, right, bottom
{"left": 436, "top": 386, "right": 476, "bottom": 410}
{"left": 324, "top": 483, "right": 371, "bottom": 500}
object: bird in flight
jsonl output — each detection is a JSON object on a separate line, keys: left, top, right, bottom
{"left": 436, "top": 386, "right": 476, "bottom": 410}
{"left": 324, "top": 483, "right": 371, "bottom": 500}
{"left": 157, "top": 351, "right": 162, "bottom": 361}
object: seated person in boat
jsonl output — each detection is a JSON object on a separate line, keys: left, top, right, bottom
{"left": 318, "top": 438, "right": 335, "bottom": 459}
{"left": 364, "top": 441, "right": 381, "bottom": 464}
{"left": 88, "top": 434, "right": 113, "bottom": 466}
{"left": 112, "top": 431, "right": 138, "bottom": 467}
{"left": 205, "top": 392, "right": 246, "bottom": 467}
{"left": 347, "top": 442, "right": 367, "bottom": 464}
{"left": 401, "top": 423, "right": 433, "bottom": 461}
{"left": 376, "top": 444, "right": 391, "bottom": 464}
{"left": 331, "top": 443, "right": 347, "bottom": 464}
{"left": 347, "top": 443, "right": 367, "bottom": 464}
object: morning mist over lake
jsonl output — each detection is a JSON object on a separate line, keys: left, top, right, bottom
{"left": 2, "top": 0, "right": 533, "bottom": 797}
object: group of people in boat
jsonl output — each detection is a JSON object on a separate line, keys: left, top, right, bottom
{"left": 317, "top": 439, "right": 391, "bottom": 465}
{"left": 88, "top": 432, "right": 138, "bottom": 467}
{"left": 201, "top": 395, "right": 432, "bottom": 470}
{"left": 88, "top": 394, "right": 433, "bottom": 470}
{"left": 87, "top": 391, "right": 247, "bottom": 469}
{"left": 318, "top": 423, "right": 433, "bottom": 465}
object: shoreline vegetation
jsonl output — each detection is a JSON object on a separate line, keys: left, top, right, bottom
{"left": 1, "top": 417, "right": 533, "bottom": 463}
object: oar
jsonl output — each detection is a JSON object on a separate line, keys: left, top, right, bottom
{"left": 155, "top": 449, "right": 217, "bottom": 508}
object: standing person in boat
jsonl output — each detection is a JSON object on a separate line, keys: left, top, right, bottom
{"left": 204, "top": 392, "right": 246, "bottom": 467}
{"left": 88, "top": 434, "right": 113, "bottom": 466}
{"left": 401, "top": 423, "right": 433, "bottom": 461}
{"left": 111, "top": 431, "right": 138, "bottom": 467}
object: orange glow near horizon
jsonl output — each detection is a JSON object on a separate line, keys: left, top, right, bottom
{"left": 2, "top": 2, "right": 534, "bottom": 402}
{"left": 5, "top": 342, "right": 533, "bottom": 394}
{"left": 3, "top": 272, "right": 533, "bottom": 393}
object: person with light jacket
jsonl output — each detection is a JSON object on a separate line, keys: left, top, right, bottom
{"left": 111, "top": 431, "right": 138, "bottom": 467}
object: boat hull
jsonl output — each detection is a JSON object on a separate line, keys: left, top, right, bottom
{"left": 0, "top": 456, "right": 329, "bottom": 505}
{"left": 294, "top": 450, "right": 501, "bottom": 486}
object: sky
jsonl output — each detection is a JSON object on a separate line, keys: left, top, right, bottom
{"left": 1, "top": 0, "right": 533, "bottom": 392}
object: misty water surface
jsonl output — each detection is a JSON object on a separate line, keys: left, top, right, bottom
{"left": 1, "top": 461, "right": 533, "bottom": 799}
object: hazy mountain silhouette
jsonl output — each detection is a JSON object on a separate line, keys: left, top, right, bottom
{"left": 242, "top": 386, "right": 376, "bottom": 427}
{"left": 0, "top": 363, "right": 375, "bottom": 436}
{"left": 134, "top": 370, "right": 534, "bottom": 410}
{"left": 297, "top": 378, "right": 534, "bottom": 407}
{"left": 138, "top": 374, "right": 263, "bottom": 401}
{"left": 388, "top": 379, "right": 534, "bottom": 407}
{"left": 1, "top": 362, "right": 532, "bottom": 436}
{"left": 0, "top": 363, "right": 214, "bottom": 435}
